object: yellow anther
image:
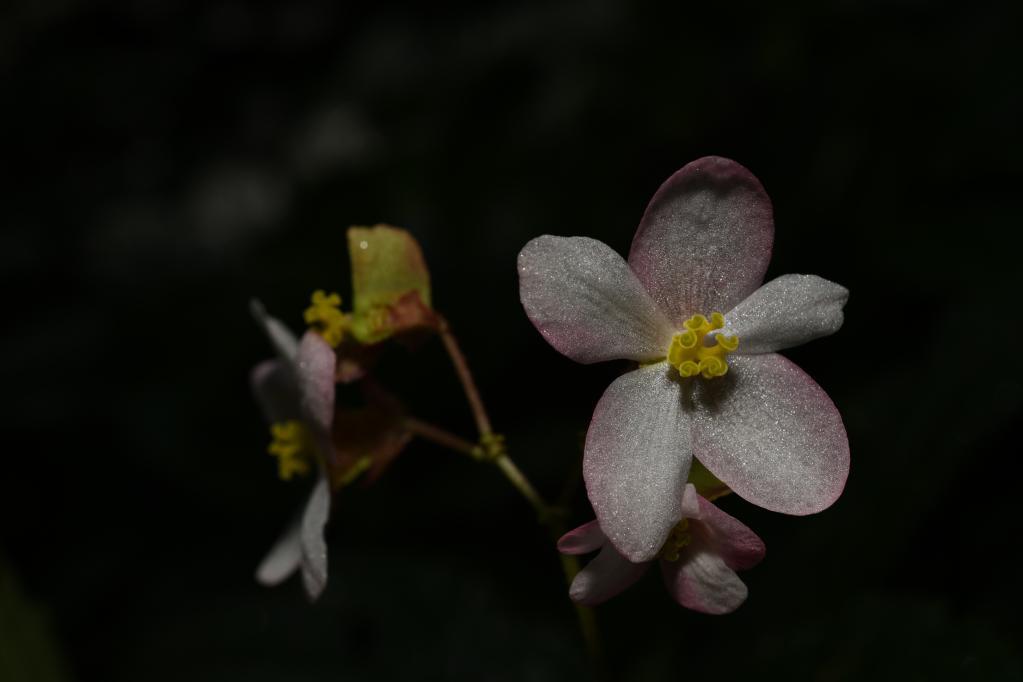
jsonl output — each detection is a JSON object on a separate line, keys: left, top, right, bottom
{"left": 667, "top": 312, "right": 738, "bottom": 380}
{"left": 678, "top": 360, "right": 700, "bottom": 377}
{"left": 303, "top": 290, "right": 348, "bottom": 348}
{"left": 658, "top": 519, "right": 693, "bottom": 562}
{"left": 267, "top": 420, "right": 313, "bottom": 481}
{"left": 716, "top": 334, "right": 739, "bottom": 352}
{"left": 684, "top": 314, "right": 709, "bottom": 332}
{"left": 698, "top": 357, "right": 727, "bottom": 379}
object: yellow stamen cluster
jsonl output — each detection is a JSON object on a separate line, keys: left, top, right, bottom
{"left": 267, "top": 420, "right": 313, "bottom": 480}
{"left": 303, "top": 290, "right": 347, "bottom": 347}
{"left": 659, "top": 519, "right": 693, "bottom": 562}
{"left": 667, "top": 312, "right": 739, "bottom": 379}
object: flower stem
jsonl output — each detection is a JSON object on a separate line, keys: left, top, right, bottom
{"left": 403, "top": 417, "right": 480, "bottom": 457}
{"left": 437, "top": 316, "right": 492, "bottom": 436}
{"left": 436, "top": 316, "right": 604, "bottom": 672}
{"left": 493, "top": 453, "right": 547, "bottom": 518}
{"left": 408, "top": 415, "right": 605, "bottom": 672}
{"left": 557, "top": 552, "right": 605, "bottom": 673}
{"left": 403, "top": 418, "right": 548, "bottom": 519}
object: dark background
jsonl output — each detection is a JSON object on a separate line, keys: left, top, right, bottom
{"left": 3, "top": 1, "right": 1022, "bottom": 680}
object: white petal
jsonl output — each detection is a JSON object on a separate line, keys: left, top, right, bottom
{"left": 255, "top": 517, "right": 302, "bottom": 586}
{"left": 569, "top": 545, "right": 649, "bottom": 606}
{"left": 250, "top": 359, "right": 300, "bottom": 424}
{"left": 691, "top": 354, "right": 849, "bottom": 515}
{"left": 583, "top": 363, "right": 691, "bottom": 562}
{"left": 300, "top": 474, "right": 331, "bottom": 601}
{"left": 518, "top": 235, "right": 674, "bottom": 364}
{"left": 661, "top": 544, "right": 748, "bottom": 614}
{"left": 628, "top": 157, "right": 774, "bottom": 325}
{"left": 250, "top": 299, "right": 299, "bottom": 362}
{"left": 680, "top": 483, "right": 701, "bottom": 520}
{"left": 693, "top": 496, "right": 766, "bottom": 571}
{"left": 721, "top": 274, "right": 848, "bottom": 354}
{"left": 557, "top": 520, "right": 607, "bottom": 555}
{"left": 295, "top": 332, "right": 337, "bottom": 463}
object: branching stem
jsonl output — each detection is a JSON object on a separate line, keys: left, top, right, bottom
{"left": 434, "top": 316, "right": 604, "bottom": 672}
{"left": 403, "top": 417, "right": 478, "bottom": 457}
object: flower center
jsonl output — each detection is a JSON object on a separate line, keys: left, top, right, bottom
{"left": 268, "top": 420, "right": 314, "bottom": 480}
{"left": 658, "top": 519, "right": 693, "bottom": 562}
{"left": 666, "top": 312, "right": 739, "bottom": 379}
{"left": 304, "top": 290, "right": 348, "bottom": 348}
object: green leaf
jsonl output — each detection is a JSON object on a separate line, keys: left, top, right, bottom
{"left": 348, "top": 225, "right": 431, "bottom": 314}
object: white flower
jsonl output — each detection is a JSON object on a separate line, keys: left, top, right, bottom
{"left": 249, "top": 301, "right": 336, "bottom": 600}
{"left": 518, "top": 157, "right": 850, "bottom": 562}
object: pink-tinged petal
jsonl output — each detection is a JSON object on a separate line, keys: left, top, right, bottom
{"left": 557, "top": 520, "right": 606, "bottom": 555}
{"left": 250, "top": 359, "right": 300, "bottom": 424}
{"left": 680, "top": 483, "right": 701, "bottom": 520}
{"left": 661, "top": 545, "right": 748, "bottom": 614}
{"left": 569, "top": 545, "right": 650, "bottom": 606}
{"left": 301, "top": 567, "right": 322, "bottom": 601}
{"left": 628, "top": 157, "right": 774, "bottom": 324}
{"left": 296, "top": 331, "right": 337, "bottom": 462}
{"left": 255, "top": 517, "right": 301, "bottom": 586}
{"left": 518, "top": 235, "right": 675, "bottom": 364}
{"left": 584, "top": 364, "right": 691, "bottom": 563}
{"left": 693, "top": 497, "right": 765, "bottom": 571}
{"left": 691, "top": 354, "right": 849, "bottom": 515}
{"left": 300, "top": 474, "right": 331, "bottom": 601}
{"left": 721, "top": 274, "right": 848, "bottom": 354}
{"left": 250, "top": 299, "right": 299, "bottom": 362}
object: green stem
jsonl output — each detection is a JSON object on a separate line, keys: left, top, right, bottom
{"left": 557, "top": 552, "right": 604, "bottom": 672}
{"left": 437, "top": 316, "right": 492, "bottom": 436}
{"left": 404, "top": 417, "right": 479, "bottom": 457}
{"left": 493, "top": 454, "right": 547, "bottom": 518}
{"left": 436, "top": 317, "right": 604, "bottom": 671}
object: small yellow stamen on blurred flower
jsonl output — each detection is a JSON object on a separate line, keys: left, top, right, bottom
{"left": 658, "top": 519, "right": 693, "bottom": 562}
{"left": 667, "top": 312, "right": 738, "bottom": 379}
{"left": 268, "top": 420, "right": 313, "bottom": 480}
{"left": 303, "top": 290, "right": 347, "bottom": 347}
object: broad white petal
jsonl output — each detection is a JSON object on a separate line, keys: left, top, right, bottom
{"left": 722, "top": 274, "right": 848, "bottom": 354}
{"left": 255, "top": 517, "right": 302, "bottom": 586}
{"left": 691, "top": 354, "right": 849, "bottom": 515}
{"left": 300, "top": 474, "right": 331, "bottom": 601}
{"left": 250, "top": 299, "right": 299, "bottom": 362}
{"left": 569, "top": 545, "right": 649, "bottom": 606}
{"left": 583, "top": 364, "right": 691, "bottom": 563}
{"left": 518, "top": 235, "right": 674, "bottom": 364}
{"left": 628, "top": 157, "right": 774, "bottom": 325}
